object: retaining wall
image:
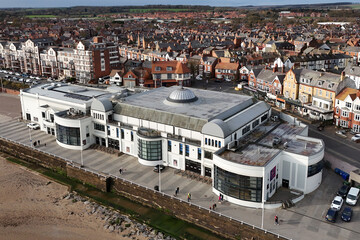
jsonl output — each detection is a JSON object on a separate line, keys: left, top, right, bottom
{"left": 0, "top": 88, "right": 20, "bottom": 95}
{"left": 0, "top": 138, "right": 287, "bottom": 240}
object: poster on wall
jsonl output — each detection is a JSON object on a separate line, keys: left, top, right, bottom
{"left": 270, "top": 166, "right": 276, "bottom": 181}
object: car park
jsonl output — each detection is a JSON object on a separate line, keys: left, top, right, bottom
{"left": 325, "top": 208, "right": 338, "bottom": 223}
{"left": 337, "top": 184, "right": 350, "bottom": 198}
{"left": 27, "top": 122, "right": 40, "bottom": 130}
{"left": 346, "top": 187, "right": 360, "bottom": 205}
{"left": 153, "top": 165, "right": 165, "bottom": 173}
{"left": 341, "top": 207, "right": 352, "bottom": 222}
{"left": 331, "top": 196, "right": 343, "bottom": 211}
{"left": 351, "top": 134, "right": 360, "bottom": 143}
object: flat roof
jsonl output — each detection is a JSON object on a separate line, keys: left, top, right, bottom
{"left": 219, "top": 120, "right": 323, "bottom": 166}
{"left": 22, "top": 83, "right": 112, "bottom": 105}
{"left": 115, "top": 86, "right": 253, "bottom": 121}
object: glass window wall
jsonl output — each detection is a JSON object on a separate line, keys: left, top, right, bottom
{"left": 214, "top": 166, "right": 262, "bottom": 202}
{"left": 56, "top": 124, "right": 80, "bottom": 146}
{"left": 138, "top": 139, "right": 162, "bottom": 161}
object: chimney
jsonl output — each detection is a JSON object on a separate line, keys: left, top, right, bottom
{"left": 341, "top": 71, "right": 345, "bottom": 81}
{"left": 273, "top": 64, "right": 278, "bottom": 73}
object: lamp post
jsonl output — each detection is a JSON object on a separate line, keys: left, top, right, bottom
{"left": 28, "top": 127, "right": 32, "bottom": 147}
{"left": 158, "top": 165, "right": 161, "bottom": 192}
{"left": 80, "top": 147, "right": 84, "bottom": 167}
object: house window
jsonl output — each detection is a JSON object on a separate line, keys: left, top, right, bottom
{"left": 219, "top": 141, "right": 221, "bottom": 148}
{"left": 342, "top": 111, "right": 349, "bottom": 117}
{"left": 205, "top": 138, "right": 207, "bottom": 145}
{"left": 345, "top": 102, "right": 352, "bottom": 108}
{"left": 107, "top": 126, "right": 110, "bottom": 135}
{"left": 155, "top": 66, "right": 161, "bottom": 71}
{"left": 168, "top": 140, "right": 172, "bottom": 152}
{"left": 94, "top": 123, "right": 105, "bottom": 132}
{"left": 166, "top": 66, "right": 172, "bottom": 71}
{"left": 204, "top": 150, "right": 213, "bottom": 159}
{"left": 198, "top": 148, "right": 201, "bottom": 160}
{"left": 185, "top": 145, "right": 189, "bottom": 157}
{"left": 261, "top": 113, "right": 268, "bottom": 122}
{"left": 131, "top": 131, "right": 134, "bottom": 141}
{"left": 179, "top": 143, "right": 183, "bottom": 155}
{"left": 215, "top": 140, "right": 218, "bottom": 147}
{"left": 116, "top": 128, "right": 119, "bottom": 138}
{"left": 42, "top": 112, "right": 45, "bottom": 118}
{"left": 167, "top": 73, "right": 172, "bottom": 79}
{"left": 340, "top": 120, "right": 348, "bottom": 128}
{"left": 355, "top": 114, "right": 360, "bottom": 121}
{"left": 355, "top": 105, "right": 360, "bottom": 111}
{"left": 252, "top": 119, "right": 260, "bottom": 128}
{"left": 121, "top": 129, "right": 124, "bottom": 139}
{"left": 212, "top": 139, "right": 214, "bottom": 146}
{"left": 242, "top": 125, "right": 251, "bottom": 135}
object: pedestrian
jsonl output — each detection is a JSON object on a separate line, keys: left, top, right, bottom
{"left": 275, "top": 215, "right": 279, "bottom": 225}
{"left": 33, "top": 141, "right": 37, "bottom": 147}
{"left": 221, "top": 194, "right": 224, "bottom": 201}
{"left": 209, "top": 206, "right": 212, "bottom": 210}
{"left": 44, "top": 143, "right": 46, "bottom": 147}
{"left": 176, "top": 186, "right": 179, "bottom": 194}
{"left": 119, "top": 168, "right": 122, "bottom": 174}
{"left": 37, "top": 140, "right": 40, "bottom": 145}
{"left": 187, "top": 192, "right": 191, "bottom": 202}
{"left": 175, "top": 187, "right": 179, "bottom": 196}
{"left": 213, "top": 203, "right": 216, "bottom": 210}
{"left": 218, "top": 194, "right": 221, "bottom": 202}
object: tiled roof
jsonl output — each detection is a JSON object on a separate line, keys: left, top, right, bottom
{"left": 336, "top": 87, "right": 359, "bottom": 101}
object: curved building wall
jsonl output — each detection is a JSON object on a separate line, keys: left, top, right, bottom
{"left": 137, "top": 134, "right": 163, "bottom": 166}
{"left": 54, "top": 115, "right": 92, "bottom": 150}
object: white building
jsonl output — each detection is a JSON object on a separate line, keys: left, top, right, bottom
{"left": 20, "top": 84, "right": 324, "bottom": 208}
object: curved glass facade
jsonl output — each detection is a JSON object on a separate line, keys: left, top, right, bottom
{"left": 56, "top": 123, "right": 80, "bottom": 146}
{"left": 307, "top": 160, "right": 324, "bottom": 177}
{"left": 214, "top": 166, "right": 262, "bottom": 202}
{"left": 138, "top": 139, "right": 162, "bottom": 161}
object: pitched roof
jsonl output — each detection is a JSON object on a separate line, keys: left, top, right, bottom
{"left": 336, "top": 87, "right": 359, "bottom": 101}
{"left": 174, "top": 61, "right": 190, "bottom": 74}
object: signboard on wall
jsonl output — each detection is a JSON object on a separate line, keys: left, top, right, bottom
{"left": 270, "top": 166, "right": 276, "bottom": 181}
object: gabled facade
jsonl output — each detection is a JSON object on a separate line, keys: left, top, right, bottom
{"left": 214, "top": 57, "right": 239, "bottom": 80}
{"left": 334, "top": 88, "right": 360, "bottom": 132}
{"left": 151, "top": 61, "right": 191, "bottom": 88}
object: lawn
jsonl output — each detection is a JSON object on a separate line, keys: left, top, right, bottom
{"left": 129, "top": 8, "right": 193, "bottom": 13}
{"left": 26, "top": 15, "right": 58, "bottom": 18}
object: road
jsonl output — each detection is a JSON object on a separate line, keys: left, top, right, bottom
{"left": 308, "top": 125, "right": 360, "bottom": 169}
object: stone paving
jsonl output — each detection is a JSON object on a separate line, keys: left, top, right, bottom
{"left": 1, "top": 94, "right": 360, "bottom": 240}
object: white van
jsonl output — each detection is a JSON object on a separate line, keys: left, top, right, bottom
{"left": 346, "top": 187, "right": 360, "bottom": 205}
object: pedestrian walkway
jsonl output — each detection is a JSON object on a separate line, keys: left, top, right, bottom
{"left": 0, "top": 120, "right": 359, "bottom": 240}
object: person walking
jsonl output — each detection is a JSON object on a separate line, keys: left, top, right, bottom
{"left": 275, "top": 215, "right": 279, "bottom": 225}
{"left": 37, "top": 140, "right": 40, "bottom": 145}
{"left": 218, "top": 194, "right": 221, "bottom": 202}
{"left": 212, "top": 203, "right": 217, "bottom": 211}
{"left": 175, "top": 187, "right": 179, "bottom": 196}
{"left": 119, "top": 168, "right": 122, "bottom": 175}
{"left": 187, "top": 192, "right": 191, "bottom": 202}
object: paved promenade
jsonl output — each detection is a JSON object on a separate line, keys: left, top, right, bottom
{"left": 0, "top": 94, "right": 359, "bottom": 240}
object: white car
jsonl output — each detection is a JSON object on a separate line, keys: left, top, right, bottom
{"left": 331, "top": 196, "right": 344, "bottom": 211}
{"left": 27, "top": 122, "right": 40, "bottom": 130}
{"left": 351, "top": 134, "right": 360, "bottom": 142}
{"left": 35, "top": 77, "right": 41, "bottom": 80}
{"left": 25, "top": 79, "right": 32, "bottom": 83}
{"left": 15, "top": 72, "right": 20, "bottom": 76}
{"left": 30, "top": 76, "right": 35, "bottom": 79}
{"left": 196, "top": 75, "right": 203, "bottom": 81}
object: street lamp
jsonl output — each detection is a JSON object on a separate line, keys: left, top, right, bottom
{"left": 28, "top": 127, "right": 32, "bottom": 147}
{"left": 158, "top": 165, "right": 161, "bottom": 192}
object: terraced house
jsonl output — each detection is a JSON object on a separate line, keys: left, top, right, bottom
{"left": 334, "top": 88, "right": 360, "bottom": 132}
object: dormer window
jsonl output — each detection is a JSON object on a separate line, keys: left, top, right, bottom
{"left": 318, "top": 81, "right": 324, "bottom": 86}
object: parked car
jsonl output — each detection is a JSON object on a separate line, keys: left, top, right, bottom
{"left": 331, "top": 196, "right": 343, "bottom": 211}
{"left": 335, "top": 130, "right": 347, "bottom": 138}
{"left": 337, "top": 184, "right": 350, "bottom": 198}
{"left": 35, "top": 77, "right": 41, "bottom": 80}
{"left": 153, "top": 165, "right": 165, "bottom": 173}
{"left": 25, "top": 79, "right": 32, "bottom": 83}
{"left": 15, "top": 72, "right": 20, "bottom": 76}
{"left": 27, "top": 122, "right": 40, "bottom": 130}
{"left": 351, "top": 134, "right": 360, "bottom": 143}
{"left": 341, "top": 207, "right": 352, "bottom": 222}
{"left": 346, "top": 187, "right": 360, "bottom": 205}
{"left": 325, "top": 208, "right": 338, "bottom": 223}
{"left": 196, "top": 75, "right": 203, "bottom": 81}
{"left": 32, "top": 80, "right": 39, "bottom": 85}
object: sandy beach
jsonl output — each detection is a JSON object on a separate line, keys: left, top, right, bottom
{"left": 0, "top": 156, "right": 149, "bottom": 240}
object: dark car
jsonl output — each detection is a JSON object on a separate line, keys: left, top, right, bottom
{"left": 337, "top": 185, "right": 350, "bottom": 198}
{"left": 153, "top": 165, "right": 165, "bottom": 173}
{"left": 325, "top": 208, "right": 338, "bottom": 223}
{"left": 341, "top": 207, "right": 352, "bottom": 222}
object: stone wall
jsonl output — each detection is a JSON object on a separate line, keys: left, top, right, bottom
{"left": 66, "top": 163, "right": 110, "bottom": 192}
{"left": 0, "top": 138, "right": 66, "bottom": 170}
{"left": 110, "top": 178, "right": 284, "bottom": 240}
{"left": 0, "top": 88, "right": 20, "bottom": 95}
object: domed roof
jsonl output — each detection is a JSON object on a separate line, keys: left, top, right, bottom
{"left": 166, "top": 87, "right": 198, "bottom": 103}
